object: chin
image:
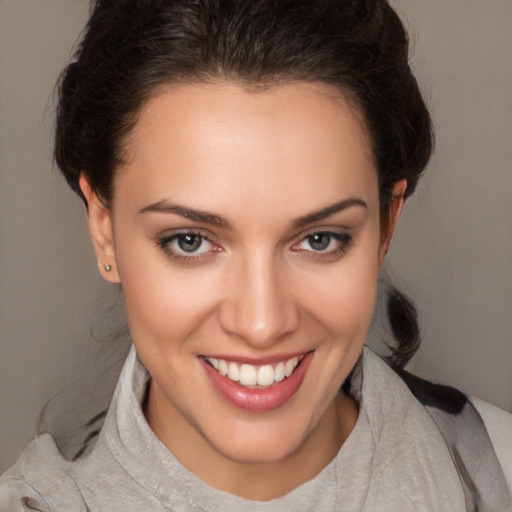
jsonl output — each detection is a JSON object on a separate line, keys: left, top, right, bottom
{"left": 200, "top": 406, "right": 321, "bottom": 465}
{"left": 211, "top": 428, "right": 307, "bottom": 464}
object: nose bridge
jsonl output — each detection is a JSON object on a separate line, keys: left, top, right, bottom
{"left": 220, "top": 250, "right": 298, "bottom": 346}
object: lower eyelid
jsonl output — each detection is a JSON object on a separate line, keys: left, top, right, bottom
{"left": 158, "top": 231, "right": 351, "bottom": 262}
{"left": 157, "top": 233, "right": 224, "bottom": 264}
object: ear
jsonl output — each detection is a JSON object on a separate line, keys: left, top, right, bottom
{"left": 79, "top": 174, "right": 120, "bottom": 283}
{"left": 379, "top": 179, "right": 407, "bottom": 264}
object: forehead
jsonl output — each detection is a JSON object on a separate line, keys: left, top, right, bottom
{"left": 114, "top": 81, "right": 378, "bottom": 220}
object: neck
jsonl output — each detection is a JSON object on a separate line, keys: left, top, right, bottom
{"left": 145, "top": 387, "right": 358, "bottom": 501}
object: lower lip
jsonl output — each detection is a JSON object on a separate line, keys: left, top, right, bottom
{"left": 200, "top": 352, "right": 314, "bottom": 412}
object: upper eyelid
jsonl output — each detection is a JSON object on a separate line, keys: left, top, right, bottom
{"left": 160, "top": 232, "right": 214, "bottom": 248}
{"left": 293, "top": 227, "right": 351, "bottom": 243}
{"left": 157, "top": 227, "right": 351, "bottom": 248}
{"left": 158, "top": 228, "right": 216, "bottom": 242}
{"left": 158, "top": 233, "right": 217, "bottom": 262}
{"left": 302, "top": 227, "right": 349, "bottom": 236}
{"left": 299, "top": 231, "right": 351, "bottom": 244}
{"left": 289, "top": 230, "right": 352, "bottom": 253}
{"left": 164, "top": 232, "right": 210, "bottom": 241}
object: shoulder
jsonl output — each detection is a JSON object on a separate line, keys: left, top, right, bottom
{"left": 0, "top": 476, "right": 50, "bottom": 512}
{"left": 391, "top": 365, "right": 512, "bottom": 484}
{"left": 471, "top": 396, "right": 512, "bottom": 495}
{"left": 0, "top": 433, "right": 89, "bottom": 511}
{"left": 385, "top": 361, "right": 511, "bottom": 508}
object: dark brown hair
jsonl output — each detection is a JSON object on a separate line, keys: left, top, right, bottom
{"left": 55, "top": 0, "right": 433, "bottom": 367}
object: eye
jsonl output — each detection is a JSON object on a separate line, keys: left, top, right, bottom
{"left": 158, "top": 232, "right": 219, "bottom": 262}
{"left": 174, "top": 233, "right": 209, "bottom": 253}
{"left": 305, "top": 232, "right": 335, "bottom": 251}
{"left": 291, "top": 231, "right": 352, "bottom": 258}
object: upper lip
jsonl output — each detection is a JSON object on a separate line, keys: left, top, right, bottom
{"left": 199, "top": 350, "right": 313, "bottom": 366}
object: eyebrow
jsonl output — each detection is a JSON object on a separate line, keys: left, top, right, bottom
{"left": 292, "top": 197, "right": 368, "bottom": 228}
{"left": 139, "top": 201, "right": 231, "bottom": 229}
{"left": 139, "top": 197, "right": 367, "bottom": 230}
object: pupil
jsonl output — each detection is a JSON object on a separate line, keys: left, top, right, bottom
{"left": 309, "top": 233, "right": 330, "bottom": 251}
{"left": 178, "top": 234, "right": 201, "bottom": 252}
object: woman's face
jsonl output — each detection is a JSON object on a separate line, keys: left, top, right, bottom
{"left": 83, "top": 82, "right": 403, "bottom": 477}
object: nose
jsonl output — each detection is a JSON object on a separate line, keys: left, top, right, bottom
{"left": 218, "top": 253, "right": 300, "bottom": 348}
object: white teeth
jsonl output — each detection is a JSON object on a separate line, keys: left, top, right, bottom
{"left": 257, "top": 365, "right": 274, "bottom": 386}
{"left": 206, "top": 357, "right": 219, "bottom": 370}
{"left": 205, "top": 354, "right": 303, "bottom": 387}
{"left": 228, "top": 362, "right": 240, "bottom": 381}
{"left": 284, "top": 357, "right": 298, "bottom": 377}
{"left": 239, "top": 364, "right": 257, "bottom": 386}
{"left": 218, "top": 359, "right": 228, "bottom": 376}
{"left": 274, "top": 362, "right": 285, "bottom": 382}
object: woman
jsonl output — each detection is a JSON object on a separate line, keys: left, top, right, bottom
{"left": 1, "top": 0, "right": 510, "bottom": 510}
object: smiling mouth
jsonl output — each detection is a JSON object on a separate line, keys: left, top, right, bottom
{"left": 200, "top": 351, "right": 315, "bottom": 412}
{"left": 202, "top": 354, "right": 307, "bottom": 389}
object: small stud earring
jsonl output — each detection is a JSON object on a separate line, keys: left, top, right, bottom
{"left": 103, "top": 264, "right": 112, "bottom": 272}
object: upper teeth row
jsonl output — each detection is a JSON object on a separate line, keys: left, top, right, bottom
{"left": 205, "top": 356, "right": 301, "bottom": 387}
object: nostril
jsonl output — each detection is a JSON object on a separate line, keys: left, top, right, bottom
{"left": 216, "top": 268, "right": 300, "bottom": 346}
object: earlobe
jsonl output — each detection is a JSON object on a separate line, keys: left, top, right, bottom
{"left": 79, "top": 174, "right": 120, "bottom": 283}
{"left": 379, "top": 179, "right": 407, "bottom": 264}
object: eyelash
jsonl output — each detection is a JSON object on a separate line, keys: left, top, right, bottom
{"left": 157, "top": 230, "right": 353, "bottom": 264}
{"left": 157, "top": 232, "right": 218, "bottom": 264}
{"left": 290, "top": 231, "right": 353, "bottom": 260}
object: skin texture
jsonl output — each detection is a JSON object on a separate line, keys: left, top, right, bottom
{"left": 80, "top": 81, "right": 406, "bottom": 500}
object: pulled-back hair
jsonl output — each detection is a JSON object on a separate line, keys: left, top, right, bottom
{"left": 55, "top": 0, "right": 433, "bottom": 367}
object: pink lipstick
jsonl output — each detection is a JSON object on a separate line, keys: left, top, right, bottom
{"left": 200, "top": 351, "right": 314, "bottom": 412}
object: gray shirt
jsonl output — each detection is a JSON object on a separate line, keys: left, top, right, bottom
{"left": 0, "top": 346, "right": 509, "bottom": 511}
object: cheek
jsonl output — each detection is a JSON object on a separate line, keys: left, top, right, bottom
{"left": 115, "top": 220, "right": 382, "bottom": 353}
{"left": 118, "top": 248, "right": 222, "bottom": 350}
{"left": 296, "top": 253, "right": 380, "bottom": 339}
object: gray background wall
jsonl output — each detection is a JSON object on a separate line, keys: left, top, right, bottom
{"left": 1, "top": 0, "right": 511, "bottom": 473}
